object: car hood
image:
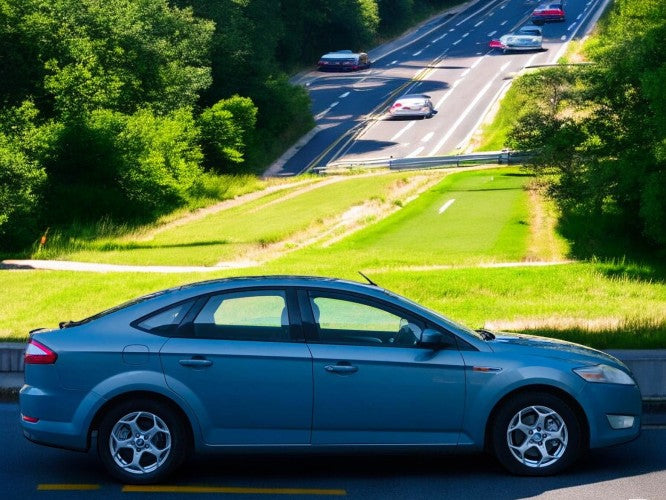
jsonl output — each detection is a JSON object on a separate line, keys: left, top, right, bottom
{"left": 489, "top": 332, "right": 623, "bottom": 366}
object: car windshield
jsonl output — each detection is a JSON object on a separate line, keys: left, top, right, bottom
{"left": 519, "top": 28, "right": 541, "bottom": 35}
{"left": 382, "top": 289, "right": 484, "bottom": 340}
{"left": 322, "top": 56, "right": 356, "bottom": 62}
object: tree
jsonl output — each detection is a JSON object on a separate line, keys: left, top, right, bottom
{"left": 8, "top": 0, "right": 214, "bottom": 119}
{"left": 508, "top": 0, "right": 666, "bottom": 249}
{"left": 0, "top": 102, "right": 56, "bottom": 249}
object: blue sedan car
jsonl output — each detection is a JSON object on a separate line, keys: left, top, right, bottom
{"left": 20, "top": 276, "right": 641, "bottom": 483}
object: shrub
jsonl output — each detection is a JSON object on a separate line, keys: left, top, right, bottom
{"left": 111, "top": 108, "right": 203, "bottom": 215}
{"left": 198, "top": 95, "right": 258, "bottom": 173}
{"left": 0, "top": 102, "right": 60, "bottom": 251}
{"left": 0, "top": 134, "right": 46, "bottom": 250}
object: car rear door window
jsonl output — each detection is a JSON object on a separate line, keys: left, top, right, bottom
{"left": 193, "top": 291, "right": 289, "bottom": 341}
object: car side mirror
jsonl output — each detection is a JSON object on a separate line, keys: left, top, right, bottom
{"left": 419, "top": 328, "right": 448, "bottom": 349}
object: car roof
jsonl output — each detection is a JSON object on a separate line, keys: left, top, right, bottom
{"left": 517, "top": 25, "right": 542, "bottom": 33}
{"left": 320, "top": 50, "right": 364, "bottom": 59}
{"left": 396, "top": 94, "right": 431, "bottom": 101}
{"left": 172, "top": 275, "right": 392, "bottom": 299}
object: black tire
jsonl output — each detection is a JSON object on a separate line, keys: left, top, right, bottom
{"left": 492, "top": 392, "right": 582, "bottom": 476}
{"left": 97, "top": 399, "right": 188, "bottom": 484}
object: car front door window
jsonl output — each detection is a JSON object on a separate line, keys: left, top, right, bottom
{"left": 310, "top": 295, "right": 421, "bottom": 346}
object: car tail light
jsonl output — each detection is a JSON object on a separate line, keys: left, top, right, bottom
{"left": 392, "top": 103, "right": 402, "bottom": 108}
{"left": 21, "top": 414, "right": 39, "bottom": 423}
{"left": 24, "top": 339, "right": 57, "bottom": 364}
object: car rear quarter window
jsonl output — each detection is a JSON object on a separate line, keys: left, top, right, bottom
{"left": 193, "top": 291, "right": 289, "bottom": 341}
{"left": 135, "top": 300, "right": 195, "bottom": 335}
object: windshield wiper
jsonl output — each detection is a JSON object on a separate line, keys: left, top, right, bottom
{"left": 475, "top": 328, "right": 496, "bottom": 340}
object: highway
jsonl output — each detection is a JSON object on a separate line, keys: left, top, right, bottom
{"left": 2, "top": 401, "right": 665, "bottom": 499}
{"left": 271, "top": 0, "right": 610, "bottom": 176}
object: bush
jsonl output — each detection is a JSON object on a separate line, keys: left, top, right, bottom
{"left": 44, "top": 107, "right": 204, "bottom": 224}
{"left": 640, "top": 171, "right": 666, "bottom": 246}
{"left": 198, "top": 95, "right": 257, "bottom": 173}
{"left": 245, "top": 74, "right": 314, "bottom": 170}
{"left": 0, "top": 134, "right": 46, "bottom": 250}
{"left": 110, "top": 108, "right": 203, "bottom": 215}
{"left": 0, "top": 102, "right": 61, "bottom": 251}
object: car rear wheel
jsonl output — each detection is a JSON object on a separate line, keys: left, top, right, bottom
{"left": 492, "top": 392, "right": 582, "bottom": 476}
{"left": 97, "top": 399, "right": 188, "bottom": 484}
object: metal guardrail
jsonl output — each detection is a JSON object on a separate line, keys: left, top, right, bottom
{"left": 314, "top": 151, "right": 533, "bottom": 174}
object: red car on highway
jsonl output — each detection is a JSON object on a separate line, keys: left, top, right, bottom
{"left": 531, "top": 1, "right": 566, "bottom": 24}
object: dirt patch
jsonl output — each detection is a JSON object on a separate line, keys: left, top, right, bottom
{"left": 524, "top": 180, "right": 567, "bottom": 262}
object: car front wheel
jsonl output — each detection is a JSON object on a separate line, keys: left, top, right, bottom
{"left": 492, "top": 392, "right": 583, "bottom": 475}
{"left": 97, "top": 399, "right": 188, "bottom": 484}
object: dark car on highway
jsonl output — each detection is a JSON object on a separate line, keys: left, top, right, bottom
{"left": 317, "top": 50, "right": 371, "bottom": 71}
{"left": 20, "top": 276, "right": 641, "bottom": 484}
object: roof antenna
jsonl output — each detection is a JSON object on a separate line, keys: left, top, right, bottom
{"left": 358, "top": 271, "right": 378, "bottom": 286}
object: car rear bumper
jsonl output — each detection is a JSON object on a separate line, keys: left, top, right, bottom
{"left": 318, "top": 65, "right": 360, "bottom": 72}
{"left": 19, "top": 383, "right": 103, "bottom": 452}
{"left": 531, "top": 15, "right": 565, "bottom": 23}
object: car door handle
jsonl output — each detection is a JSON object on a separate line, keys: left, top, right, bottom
{"left": 179, "top": 358, "right": 213, "bottom": 368}
{"left": 324, "top": 364, "right": 358, "bottom": 374}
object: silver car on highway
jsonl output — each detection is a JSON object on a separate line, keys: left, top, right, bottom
{"left": 389, "top": 94, "right": 435, "bottom": 119}
{"left": 490, "top": 25, "right": 543, "bottom": 52}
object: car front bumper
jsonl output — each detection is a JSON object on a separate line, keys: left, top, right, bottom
{"left": 580, "top": 382, "right": 642, "bottom": 448}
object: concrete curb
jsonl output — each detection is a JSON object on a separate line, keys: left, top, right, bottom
{"left": 606, "top": 350, "right": 666, "bottom": 398}
{"left": 0, "top": 342, "right": 24, "bottom": 372}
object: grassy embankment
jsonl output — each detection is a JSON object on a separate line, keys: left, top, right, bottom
{"left": 2, "top": 167, "right": 665, "bottom": 348}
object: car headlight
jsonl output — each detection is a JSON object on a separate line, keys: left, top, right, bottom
{"left": 573, "top": 364, "right": 635, "bottom": 385}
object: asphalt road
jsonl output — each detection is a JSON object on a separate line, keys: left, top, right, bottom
{"left": 2, "top": 402, "right": 665, "bottom": 499}
{"left": 274, "top": 0, "right": 610, "bottom": 175}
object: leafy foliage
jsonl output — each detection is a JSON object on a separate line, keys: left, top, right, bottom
{"left": 0, "top": 0, "right": 462, "bottom": 251}
{"left": 0, "top": 102, "right": 58, "bottom": 250}
{"left": 198, "top": 96, "right": 258, "bottom": 173}
{"left": 508, "top": 0, "right": 666, "bottom": 250}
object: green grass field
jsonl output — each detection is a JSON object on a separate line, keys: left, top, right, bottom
{"left": 2, "top": 167, "right": 665, "bottom": 348}
{"left": 266, "top": 168, "right": 532, "bottom": 274}
{"left": 56, "top": 172, "right": 435, "bottom": 266}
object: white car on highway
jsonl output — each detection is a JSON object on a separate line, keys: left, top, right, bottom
{"left": 489, "top": 25, "right": 543, "bottom": 52}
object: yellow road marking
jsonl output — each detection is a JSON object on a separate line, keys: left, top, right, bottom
{"left": 122, "top": 485, "right": 347, "bottom": 495}
{"left": 37, "top": 484, "right": 100, "bottom": 491}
